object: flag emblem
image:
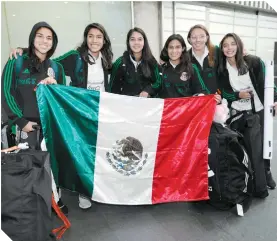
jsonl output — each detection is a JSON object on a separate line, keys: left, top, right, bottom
{"left": 106, "top": 137, "right": 148, "bottom": 176}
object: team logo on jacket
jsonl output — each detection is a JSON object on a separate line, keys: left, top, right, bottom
{"left": 180, "top": 72, "right": 188, "bottom": 81}
{"left": 106, "top": 136, "right": 148, "bottom": 176}
{"left": 47, "top": 67, "right": 55, "bottom": 78}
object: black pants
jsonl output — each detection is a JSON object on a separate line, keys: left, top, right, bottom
{"left": 257, "top": 110, "right": 270, "bottom": 171}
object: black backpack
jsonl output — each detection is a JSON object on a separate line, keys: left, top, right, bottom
{"left": 226, "top": 94, "right": 269, "bottom": 198}
{"left": 207, "top": 123, "right": 253, "bottom": 214}
{"left": 228, "top": 111, "right": 268, "bottom": 198}
{"left": 1, "top": 150, "right": 55, "bottom": 241}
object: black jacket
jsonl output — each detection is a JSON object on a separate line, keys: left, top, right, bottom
{"left": 109, "top": 51, "right": 162, "bottom": 96}
{"left": 1, "top": 22, "right": 65, "bottom": 129}
{"left": 53, "top": 50, "right": 110, "bottom": 90}
{"left": 188, "top": 46, "right": 220, "bottom": 94}
{"left": 218, "top": 55, "right": 277, "bottom": 106}
{"left": 158, "top": 62, "right": 208, "bottom": 98}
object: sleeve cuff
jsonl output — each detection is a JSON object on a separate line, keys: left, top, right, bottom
{"left": 234, "top": 92, "right": 240, "bottom": 100}
{"left": 143, "top": 85, "right": 155, "bottom": 96}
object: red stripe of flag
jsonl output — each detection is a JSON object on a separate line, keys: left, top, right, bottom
{"left": 152, "top": 95, "right": 216, "bottom": 204}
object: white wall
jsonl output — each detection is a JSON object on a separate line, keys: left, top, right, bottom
{"left": 256, "top": 13, "right": 277, "bottom": 60}
{"left": 174, "top": 2, "right": 207, "bottom": 48}
{"left": 89, "top": 2, "right": 132, "bottom": 59}
{"left": 4, "top": 2, "right": 91, "bottom": 58}
{"left": 1, "top": 1, "right": 161, "bottom": 67}
{"left": 1, "top": 2, "right": 10, "bottom": 71}
{"left": 162, "top": 2, "right": 277, "bottom": 61}
{"left": 2, "top": 1, "right": 277, "bottom": 69}
{"left": 1, "top": 1, "right": 132, "bottom": 70}
{"left": 134, "top": 1, "right": 161, "bottom": 61}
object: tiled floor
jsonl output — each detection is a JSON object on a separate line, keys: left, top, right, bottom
{"left": 56, "top": 120, "right": 277, "bottom": 241}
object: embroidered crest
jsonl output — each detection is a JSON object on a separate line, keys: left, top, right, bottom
{"left": 47, "top": 67, "right": 55, "bottom": 78}
{"left": 180, "top": 72, "right": 188, "bottom": 81}
{"left": 106, "top": 137, "right": 148, "bottom": 176}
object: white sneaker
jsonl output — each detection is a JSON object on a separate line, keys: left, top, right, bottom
{"left": 78, "top": 195, "right": 92, "bottom": 209}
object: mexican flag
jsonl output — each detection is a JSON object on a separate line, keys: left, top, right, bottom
{"left": 37, "top": 85, "right": 216, "bottom": 205}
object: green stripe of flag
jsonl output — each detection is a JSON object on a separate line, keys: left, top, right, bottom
{"left": 36, "top": 85, "right": 100, "bottom": 196}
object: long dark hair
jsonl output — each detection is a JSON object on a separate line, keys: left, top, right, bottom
{"left": 187, "top": 24, "right": 215, "bottom": 67}
{"left": 77, "top": 23, "right": 113, "bottom": 69}
{"left": 126, "top": 27, "right": 156, "bottom": 78}
{"left": 28, "top": 23, "right": 58, "bottom": 71}
{"left": 218, "top": 33, "right": 248, "bottom": 75}
{"left": 160, "top": 34, "right": 193, "bottom": 77}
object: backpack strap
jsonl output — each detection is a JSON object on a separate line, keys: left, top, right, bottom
{"left": 49, "top": 60, "right": 59, "bottom": 79}
{"left": 160, "top": 62, "right": 168, "bottom": 93}
{"left": 51, "top": 195, "right": 71, "bottom": 239}
{"left": 250, "top": 94, "right": 256, "bottom": 113}
{"left": 74, "top": 53, "right": 83, "bottom": 84}
{"left": 75, "top": 53, "right": 83, "bottom": 76}
{"left": 121, "top": 55, "right": 127, "bottom": 74}
{"left": 15, "top": 54, "right": 24, "bottom": 78}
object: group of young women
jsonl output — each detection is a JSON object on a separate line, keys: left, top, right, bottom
{"left": 3, "top": 21, "right": 277, "bottom": 213}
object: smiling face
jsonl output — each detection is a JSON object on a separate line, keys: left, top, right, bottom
{"left": 189, "top": 28, "right": 207, "bottom": 51}
{"left": 222, "top": 36, "right": 238, "bottom": 58}
{"left": 87, "top": 28, "right": 104, "bottom": 55}
{"left": 34, "top": 27, "right": 53, "bottom": 56}
{"left": 167, "top": 39, "right": 183, "bottom": 62}
{"left": 129, "top": 31, "right": 144, "bottom": 54}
